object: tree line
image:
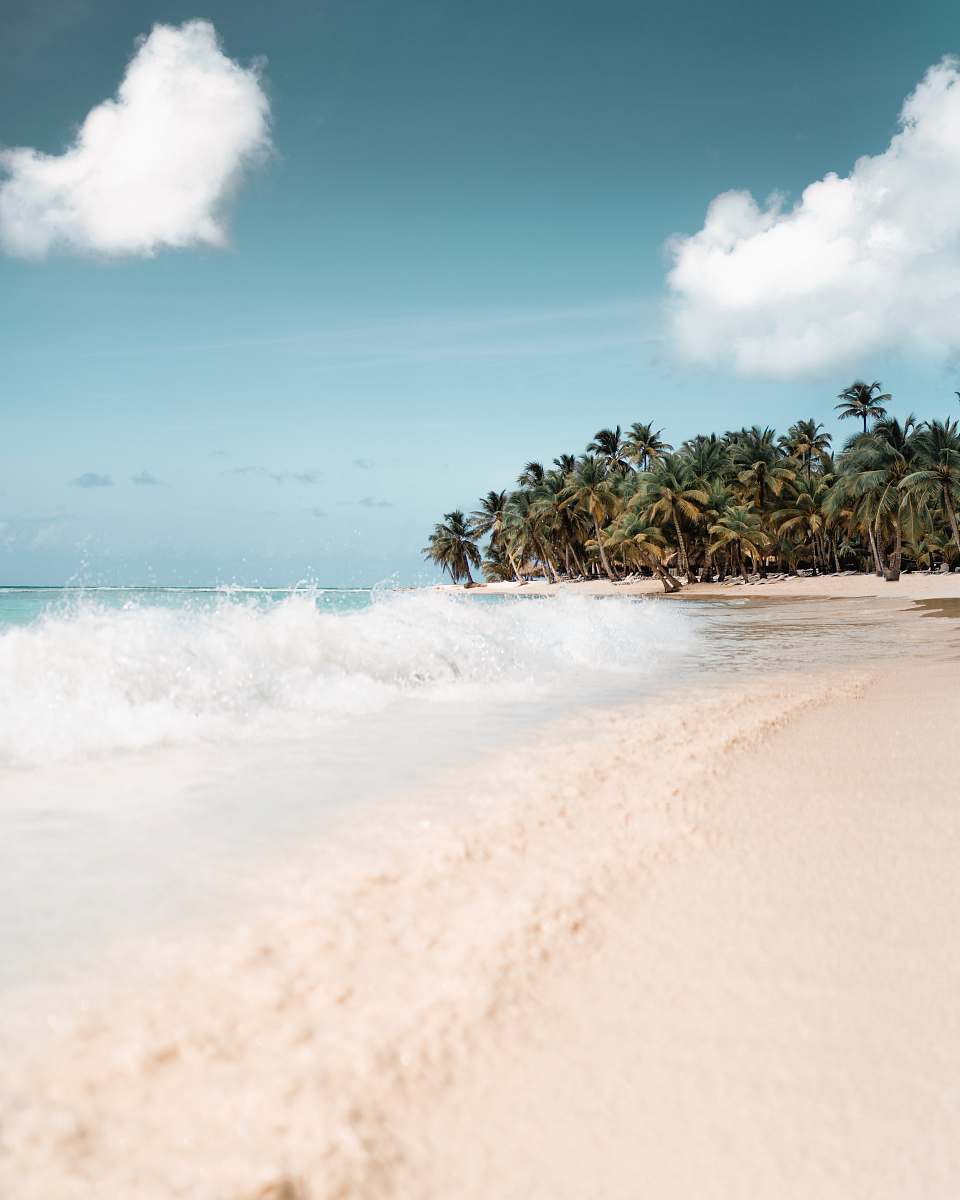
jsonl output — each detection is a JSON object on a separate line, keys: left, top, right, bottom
{"left": 423, "top": 380, "right": 960, "bottom": 590}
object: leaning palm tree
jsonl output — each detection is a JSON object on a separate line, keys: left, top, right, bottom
{"left": 902, "top": 418, "right": 960, "bottom": 556}
{"left": 422, "top": 510, "right": 481, "bottom": 585}
{"left": 562, "top": 456, "right": 621, "bottom": 580}
{"left": 469, "top": 490, "right": 522, "bottom": 581}
{"left": 505, "top": 488, "right": 561, "bottom": 582}
{"left": 835, "top": 380, "right": 891, "bottom": 433}
{"left": 604, "top": 512, "right": 682, "bottom": 592}
{"left": 626, "top": 422, "right": 673, "bottom": 471}
{"left": 637, "top": 456, "right": 707, "bottom": 580}
{"left": 709, "top": 505, "right": 770, "bottom": 583}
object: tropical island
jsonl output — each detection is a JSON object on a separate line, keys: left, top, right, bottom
{"left": 424, "top": 381, "right": 960, "bottom": 590}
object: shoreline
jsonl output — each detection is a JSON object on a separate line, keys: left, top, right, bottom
{"left": 435, "top": 570, "right": 960, "bottom": 602}
{"left": 2, "top": 601, "right": 959, "bottom": 1198}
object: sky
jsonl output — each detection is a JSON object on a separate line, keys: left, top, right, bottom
{"left": 2, "top": 0, "right": 960, "bottom": 585}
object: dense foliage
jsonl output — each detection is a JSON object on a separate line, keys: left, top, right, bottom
{"left": 423, "top": 381, "right": 960, "bottom": 588}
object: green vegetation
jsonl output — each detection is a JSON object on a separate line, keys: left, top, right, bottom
{"left": 423, "top": 381, "right": 960, "bottom": 588}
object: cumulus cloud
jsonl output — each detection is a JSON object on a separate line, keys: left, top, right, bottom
{"left": 0, "top": 19, "right": 270, "bottom": 258}
{"left": 71, "top": 472, "right": 113, "bottom": 488}
{"left": 131, "top": 470, "right": 166, "bottom": 486}
{"left": 666, "top": 58, "right": 960, "bottom": 376}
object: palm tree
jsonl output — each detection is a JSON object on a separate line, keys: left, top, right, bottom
{"left": 638, "top": 456, "right": 707, "bottom": 580}
{"left": 588, "top": 426, "right": 632, "bottom": 474}
{"left": 732, "top": 426, "right": 796, "bottom": 510}
{"left": 422, "top": 510, "right": 481, "bottom": 585}
{"left": 470, "top": 490, "right": 522, "bottom": 581}
{"left": 505, "top": 489, "right": 560, "bottom": 583}
{"left": 902, "top": 417, "right": 960, "bottom": 556}
{"left": 836, "top": 380, "right": 891, "bottom": 433}
{"left": 562, "top": 456, "right": 620, "bottom": 580}
{"left": 425, "top": 387, "right": 960, "bottom": 584}
{"left": 604, "top": 512, "right": 682, "bottom": 592}
{"left": 516, "top": 461, "right": 546, "bottom": 489}
{"left": 678, "top": 434, "right": 730, "bottom": 486}
{"left": 626, "top": 422, "right": 673, "bottom": 471}
{"left": 780, "top": 419, "right": 832, "bottom": 481}
{"left": 709, "top": 506, "right": 770, "bottom": 583}
{"left": 836, "top": 416, "right": 919, "bottom": 580}
{"left": 772, "top": 477, "right": 831, "bottom": 573}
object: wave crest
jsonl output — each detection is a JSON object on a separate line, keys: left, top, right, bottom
{"left": 0, "top": 591, "right": 693, "bottom": 765}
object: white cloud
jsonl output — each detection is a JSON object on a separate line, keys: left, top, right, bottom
{"left": 0, "top": 19, "right": 270, "bottom": 258}
{"left": 666, "top": 57, "right": 960, "bottom": 376}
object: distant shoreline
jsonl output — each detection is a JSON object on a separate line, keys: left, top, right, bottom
{"left": 434, "top": 570, "right": 960, "bottom": 603}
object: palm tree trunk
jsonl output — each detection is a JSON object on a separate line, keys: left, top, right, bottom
{"left": 885, "top": 512, "right": 902, "bottom": 581}
{"left": 593, "top": 516, "right": 616, "bottom": 581}
{"left": 944, "top": 484, "right": 960, "bottom": 556}
{"left": 867, "top": 523, "right": 884, "bottom": 576}
{"left": 653, "top": 564, "right": 682, "bottom": 593}
{"left": 671, "top": 513, "right": 690, "bottom": 579}
{"left": 737, "top": 543, "right": 749, "bottom": 584}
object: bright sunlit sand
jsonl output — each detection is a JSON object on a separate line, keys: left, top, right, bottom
{"left": 2, "top": 594, "right": 959, "bottom": 1199}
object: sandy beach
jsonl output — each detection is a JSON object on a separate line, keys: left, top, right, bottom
{"left": 440, "top": 569, "right": 960, "bottom": 603}
{"left": 2, "top": 590, "right": 958, "bottom": 1199}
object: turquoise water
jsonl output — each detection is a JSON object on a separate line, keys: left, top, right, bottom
{"left": 0, "top": 585, "right": 374, "bottom": 629}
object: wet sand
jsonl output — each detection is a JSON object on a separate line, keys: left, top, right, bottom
{"left": 2, "top": 602, "right": 959, "bottom": 1199}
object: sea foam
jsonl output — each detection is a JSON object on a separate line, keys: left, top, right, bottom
{"left": 0, "top": 590, "right": 693, "bottom": 766}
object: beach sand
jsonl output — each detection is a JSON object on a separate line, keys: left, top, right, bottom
{"left": 442, "top": 569, "right": 960, "bottom": 603}
{"left": 2, "top": 599, "right": 959, "bottom": 1199}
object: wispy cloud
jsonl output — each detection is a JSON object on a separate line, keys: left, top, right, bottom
{"left": 131, "top": 470, "right": 167, "bottom": 486}
{"left": 223, "top": 466, "right": 322, "bottom": 485}
{"left": 70, "top": 472, "right": 114, "bottom": 489}
{"left": 308, "top": 507, "right": 326, "bottom": 518}
{"left": 358, "top": 496, "right": 392, "bottom": 509}
{"left": 0, "top": 20, "right": 270, "bottom": 258}
{"left": 74, "top": 300, "right": 662, "bottom": 367}
{"left": 353, "top": 457, "right": 375, "bottom": 470}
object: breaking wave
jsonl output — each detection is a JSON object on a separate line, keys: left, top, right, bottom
{"left": 0, "top": 590, "right": 694, "bottom": 765}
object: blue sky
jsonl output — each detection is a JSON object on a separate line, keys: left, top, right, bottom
{"left": 2, "top": 0, "right": 959, "bottom": 584}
